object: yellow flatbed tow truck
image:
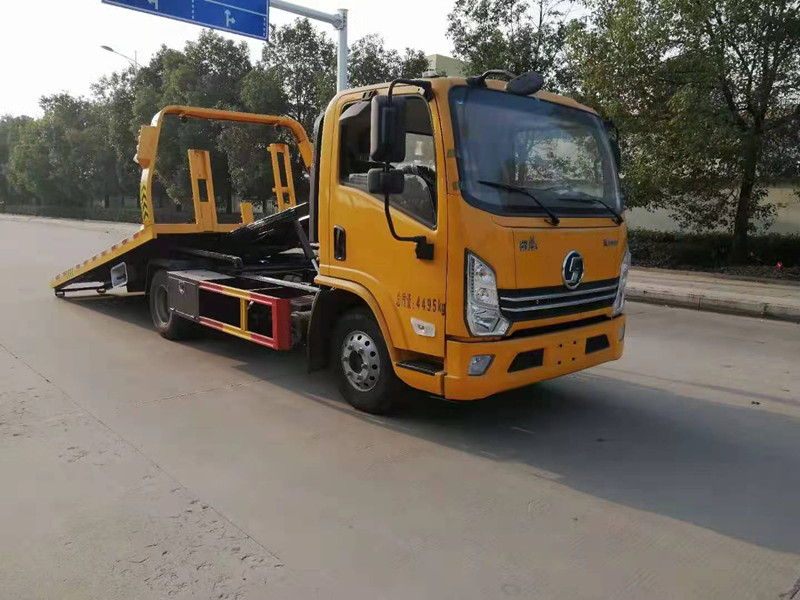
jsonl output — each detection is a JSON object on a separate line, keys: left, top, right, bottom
{"left": 52, "top": 71, "right": 630, "bottom": 414}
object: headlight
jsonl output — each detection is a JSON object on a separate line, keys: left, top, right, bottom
{"left": 466, "top": 252, "right": 510, "bottom": 337}
{"left": 612, "top": 245, "right": 631, "bottom": 316}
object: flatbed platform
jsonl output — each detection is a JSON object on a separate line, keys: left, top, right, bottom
{"left": 52, "top": 204, "right": 315, "bottom": 295}
{"left": 51, "top": 227, "right": 153, "bottom": 292}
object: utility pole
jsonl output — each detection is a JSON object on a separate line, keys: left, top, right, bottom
{"left": 270, "top": 1, "right": 348, "bottom": 91}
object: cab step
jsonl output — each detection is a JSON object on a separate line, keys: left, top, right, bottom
{"left": 396, "top": 360, "right": 444, "bottom": 376}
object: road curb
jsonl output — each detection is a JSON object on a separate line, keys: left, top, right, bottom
{"left": 628, "top": 287, "right": 800, "bottom": 323}
{"left": 631, "top": 266, "right": 800, "bottom": 287}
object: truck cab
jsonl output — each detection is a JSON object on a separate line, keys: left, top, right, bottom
{"left": 313, "top": 72, "right": 628, "bottom": 410}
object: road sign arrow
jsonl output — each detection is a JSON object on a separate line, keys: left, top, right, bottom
{"left": 103, "top": 0, "right": 269, "bottom": 41}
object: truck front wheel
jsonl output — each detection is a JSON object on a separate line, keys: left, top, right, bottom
{"left": 149, "top": 270, "right": 195, "bottom": 340}
{"left": 333, "top": 309, "right": 399, "bottom": 414}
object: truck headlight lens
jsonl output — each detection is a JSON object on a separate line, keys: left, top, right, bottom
{"left": 466, "top": 252, "right": 510, "bottom": 337}
{"left": 612, "top": 245, "right": 631, "bottom": 316}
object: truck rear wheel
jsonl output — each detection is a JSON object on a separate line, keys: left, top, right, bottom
{"left": 149, "top": 270, "right": 195, "bottom": 340}
{"left": 333, "top": 309, "right": 399, "bottom": 414}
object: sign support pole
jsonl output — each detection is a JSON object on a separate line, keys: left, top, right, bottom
{"left": 270, "top": 0, "right": 348, "bottom": 91}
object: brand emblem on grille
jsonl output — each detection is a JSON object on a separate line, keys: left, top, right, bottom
{"left": 562, "top": 251, "right": 585, "bottom": 290}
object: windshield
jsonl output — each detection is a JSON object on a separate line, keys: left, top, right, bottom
{"left": 449, "top": 87, "right": 622, "bottom": 217}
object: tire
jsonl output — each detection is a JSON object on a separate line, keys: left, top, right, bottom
{"left": 148, "top": 270, "right": 195, "bottom": 340}
{"left": 332, "top": 309, "right": 400, "bottom": 415}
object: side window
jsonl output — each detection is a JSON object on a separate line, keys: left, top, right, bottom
{"left": 339, "top": 96, "right": 437, "bottom": 228}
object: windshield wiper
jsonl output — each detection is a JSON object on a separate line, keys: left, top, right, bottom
{"left": 558, "top": 196, "right": 624, "bottom": 225}
{"left": 477, "top": 180, "right": 560, "bottom": 226}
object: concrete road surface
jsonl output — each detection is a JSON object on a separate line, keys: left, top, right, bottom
{"left": 1, "top": 215, "right": 799, "bottom": 599}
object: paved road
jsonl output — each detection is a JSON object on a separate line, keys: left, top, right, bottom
{"left": 1, "top": 215, "right": 799, "bottom": 599}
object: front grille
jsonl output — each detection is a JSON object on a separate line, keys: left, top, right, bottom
{"left": 499, "top": 278, "right": 619, "bottom": 321}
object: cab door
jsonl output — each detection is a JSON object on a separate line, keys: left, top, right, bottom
{"left": 326, "top": 90, "right": 448, "bottom": 358}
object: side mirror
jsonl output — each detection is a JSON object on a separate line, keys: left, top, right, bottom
{"left": 368, "top": 168, "right": 405, "bottom": 195}
{"left": 134, "top": 125, "right": 159, "bottom": 169}
{"left": 370, "top": 95, "right": 406, "bottom": 163}
{"left": 506, "top": 72, "right": 544, "bottom": 96}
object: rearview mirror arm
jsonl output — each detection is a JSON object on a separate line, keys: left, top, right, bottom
{"left": 603, "top": 119, "right": 622, "bottom": 171}
{"left": 380, "top": 80, "right": 435, "bottom": 260}
{"left": 387, "top": 78, "right": 434, "bottom": 102}
{"left": 382, "top": 188, "right": 434, "bottom": 260}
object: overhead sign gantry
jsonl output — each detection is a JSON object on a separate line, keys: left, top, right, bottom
{"left": 102, "top": 0, "right": 349, "bottom": 90}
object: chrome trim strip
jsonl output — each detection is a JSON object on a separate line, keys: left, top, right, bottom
{"left": 502, "top": 292, "right": 617, "bottom": 312}
{"left": 501, "top": 284, "right": 618, "bottom": 303}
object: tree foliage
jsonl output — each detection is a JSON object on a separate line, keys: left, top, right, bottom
{"left": 7, "top": 94, "right": 117, "bottom": 207}
{"left": 0, "top": 115, "right": 33, "bottom": 205}
{"left": 447, "top": 0, "right": 577, "bottom": 88}
{"left": 259, "top": 19, "right": 336, "bottom": 134}
{"left": 348, "top": 34, "right": 430, "bottom": 87}
{"left": 569, "top": 0, "right": 800, "bottom": 259}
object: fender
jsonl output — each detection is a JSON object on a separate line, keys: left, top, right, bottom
{"left": 309, "top": 276, "right": 404, "bottom": 371}
{"left": 144, "top": 258, "right": 207, "bottom": 294}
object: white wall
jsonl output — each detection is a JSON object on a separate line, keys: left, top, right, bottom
{"left": 626, "top": 184, "right": 800, "bottom": 234}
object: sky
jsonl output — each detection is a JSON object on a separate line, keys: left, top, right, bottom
{"left": 0, "top": 0, "right": 454, "bottom": 117}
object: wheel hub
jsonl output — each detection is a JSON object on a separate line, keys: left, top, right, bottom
{"left": 341, "top": 330, "right": 380, "bottom": 392}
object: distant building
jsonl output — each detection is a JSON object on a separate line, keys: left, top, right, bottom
{"left": 426, "top": 54, "right": 467, "bottom": 78}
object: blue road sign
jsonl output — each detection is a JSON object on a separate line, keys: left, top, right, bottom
{"left": 102, "top": 0, "right": 270, "bottom": 41}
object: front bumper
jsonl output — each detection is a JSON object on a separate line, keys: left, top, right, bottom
{"left": 444, "top": 316, "right": 626, "bottom": 400}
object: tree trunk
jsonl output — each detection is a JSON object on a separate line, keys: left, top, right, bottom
{"left": 730, "top": 132, "right": 761, "bottom": 263}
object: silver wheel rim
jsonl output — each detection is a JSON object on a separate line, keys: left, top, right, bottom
{"left": 340, "top": 330, "right": 380, "bottom": 392}
{"left": 154, "top": 285, "right": 170, "bottom": 326}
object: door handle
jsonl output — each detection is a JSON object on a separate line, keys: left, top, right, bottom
{"left": 333, "top": 226, "right": 346, "bottom": 261}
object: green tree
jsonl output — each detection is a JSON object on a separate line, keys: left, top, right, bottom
{"left": 348, "top": 34, "right": 430, "bottom": 87}
{"left": 447, "top": 0, "right": 577, "bottom": 88}
{"left": 259, "top": 19, "right": 336, "bottom": 133}
{"left": 398, "top": 48, "right": 431, "bottom": 80}
{"left": 0, "top": 115, "right": 32, "bottom": 206}
{"left": 93, "top": 69, "right": 140, "bottom": 204}
{"left": 8, "top": 94, "right": 117, "bottom": 208}
{"left": 570, "top": 0, "right": 800, "bottom": 260}
{"left": 7, "top": 118, "right": 56, "bottom": 204}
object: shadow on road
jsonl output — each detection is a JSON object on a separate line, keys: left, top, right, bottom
{"left": 69, "top": 293, "right": 800, "bottom": 554}
{"left": 63, "top": 293, "right": 153, "bottom": 329}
